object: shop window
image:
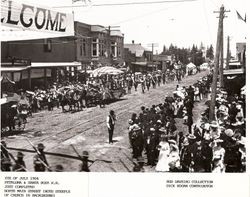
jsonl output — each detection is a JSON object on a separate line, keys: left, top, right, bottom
{"left": 92, "top": 38, "right": 99, "bottom": 57}
{"left": 80, "top": 39, "right": 87, "bottom": 57}
{"left": 111, "top": 41, "right": 117, "bottom": 58}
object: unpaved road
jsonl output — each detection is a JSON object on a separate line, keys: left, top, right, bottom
{"left": 3, "top": 71, "right": 208, "bottom": 172}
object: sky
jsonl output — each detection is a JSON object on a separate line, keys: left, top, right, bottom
{"left": 1, "top": 0, "right": 248, "bottom": 56}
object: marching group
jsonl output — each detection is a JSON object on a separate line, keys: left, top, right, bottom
{"left": 1, "top": 140, "right": 95, "bottom": 172}
{"left": 127, "top": 73, "right": 246, "bottom": 173}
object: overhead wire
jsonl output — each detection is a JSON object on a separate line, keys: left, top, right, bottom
{"left": 53, "top": 0, "right": 199, "bottom": 8}
{"left": 110, "top": 1, "right": 183, "bottom": 26}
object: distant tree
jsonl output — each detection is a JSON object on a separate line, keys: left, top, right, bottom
{"left": 162, "top": 45, "right": 167, "bottom": 54}
{"left": 206, "top": 44, "right": 214, "bottom": 60}
{"left": 199, "top": 42, "right": 205, "bottom": 51}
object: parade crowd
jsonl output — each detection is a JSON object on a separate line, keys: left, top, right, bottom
{"left": 128, "top": 73, "right": 246, "bottom": 173}
{"left": 2, "top": 67, "right": 245, "bottom": 173}
{"left": 1, "top": 69, "right": 190, "bottom": 172}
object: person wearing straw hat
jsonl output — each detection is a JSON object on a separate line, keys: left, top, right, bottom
{"left": 210, "top": 121, "right": 220, "bottom": 140}
{"left": 212, "top": 139, "right": 225, "bottom": 173}
{"left": 13, "top": 152, "right": 26, "bottom": 172}
{"left": 106, "top": 110, "right": 116, "bottom": 144}
{"left": 130, "top": 124, "right": 144, "bottom": 159}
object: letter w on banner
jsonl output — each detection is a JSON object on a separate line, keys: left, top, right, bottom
{"left": 1, "top": 0, "right": 74, "bottom": 35}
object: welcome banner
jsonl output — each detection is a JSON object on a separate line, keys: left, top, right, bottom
{"left": 1, "top": 0, "right": 74, "bottom": 36}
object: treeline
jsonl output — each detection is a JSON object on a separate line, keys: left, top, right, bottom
{"left": 161, "top": 43, "right": 214, "bottom": 66}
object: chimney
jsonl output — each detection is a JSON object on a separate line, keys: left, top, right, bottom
{"left": 132, "top": 40, "right": 134, "bottom": 44}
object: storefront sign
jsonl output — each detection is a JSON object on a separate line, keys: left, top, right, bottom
{"left": 31, "top": 68, "right": 44, "bottom": 78}
{"left": 1, "top": 0, "right": 74, "bottom": 35}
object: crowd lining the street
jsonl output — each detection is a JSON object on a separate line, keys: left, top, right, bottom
{"left": 128, "top": 73, "right": 246, "bottom": 173}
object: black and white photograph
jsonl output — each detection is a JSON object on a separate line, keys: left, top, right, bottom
{"left": 0, "top": 0, "right": 247, "bottom": 177}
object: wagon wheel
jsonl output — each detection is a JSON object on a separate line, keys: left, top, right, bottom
{"left": 14, "top": 117, "right": 26, "bottom": 131}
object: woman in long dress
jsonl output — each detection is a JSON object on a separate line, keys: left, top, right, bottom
{"left": 212, "top": 139, "right": 225, "bottom": 173}
{"left": 155, "top": 136, "right": 170, "bottom": 172}
{"left": 168, "top": 142, "right": 181, "bottom": 172}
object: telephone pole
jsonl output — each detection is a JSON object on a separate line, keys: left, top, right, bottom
{"left": 147, "top": 43, "right": 159, "bottom": 55}
{"left": 214, "top": 6, "right": 230, "bottom": 88}
{"left": 209, "top": 5, "right": 225, "bottom": 121}
{"left": 226, "top": 36, "right": 230, "bottom": 70}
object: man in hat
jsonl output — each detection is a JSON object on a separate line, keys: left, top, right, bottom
{"left": 130, "top": 124, "right": 144, "bottom": 158}
{"left": 201, "top": 140, "right": 213, "bottom": 172}
{"left": 106, "top": 110, "right": 116, "bottom": 144}
{"left": 79, "top": 151, "right": 91, "bottom": 172}
{"left": 33, "top": 143, "right": 49, "bottom": 172}
{"left": 210, "top": 121, "right": 220, "bottom": 139}
{"left": 13, "top": 152, "right": 26, "bottom": 172}
{"left": 191, "top": 138, "right": 206, "bottom": 172}
{"left": 8, "top": 104, "right": 18, "bottom": 131}
{"left": 145, "top": 128, "right": 158, "bottom": 166}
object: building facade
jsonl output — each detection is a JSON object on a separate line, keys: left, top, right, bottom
{"left": 1, "top": 21, "right": 125, "bottom": 90}
{"left": 124, "top": 41, "right": 154, "bottom": 72}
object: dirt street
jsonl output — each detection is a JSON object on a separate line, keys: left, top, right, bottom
{"left": 3, "top": 71, "right": 208, "bottom": 172}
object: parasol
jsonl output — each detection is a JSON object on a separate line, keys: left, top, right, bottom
{"left": 92, "top": 66, "right": 123, "bottom": 77}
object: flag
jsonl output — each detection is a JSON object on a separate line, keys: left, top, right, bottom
{"left": 236, "top": 10, "right": 246, "bottom": 23}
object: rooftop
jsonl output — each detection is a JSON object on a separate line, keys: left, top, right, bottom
{"left": 124, "top": 43, "right": 150, "bottom": 57}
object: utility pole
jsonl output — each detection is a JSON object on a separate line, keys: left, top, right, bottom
{"left": 209, "top": 5, "right": 225, "bottom": 121}
{"left": 147, "top": 43, "right": 158, "bottom": 71}
{"left": 147, "top": 43, "right": 159, "bottom": 55}
{"left": 219, "top": 20, "right": 224, "bottom": 87}
{"left": 226, "top": 36, "right": 230, "bottom": 70}
{"left": 214, "top": 6, "right": 230, "bottom": 88}
{"left": 105, "top": 25, "right": 120, "bottom": 65}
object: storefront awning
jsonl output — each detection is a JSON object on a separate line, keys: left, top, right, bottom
{"left": 0, "top": 67, "right": 28, "bottom": 72}
{"left": 31, "top": 62, "right": 82, "bottom": 68}
{"left": 223, "top": 68, "right": 244, "bottom": 75}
